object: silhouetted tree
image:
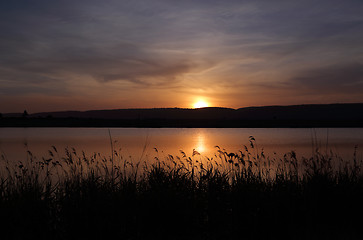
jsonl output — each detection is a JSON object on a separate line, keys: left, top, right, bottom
{"left": 22, "top": 110, "right": 29, "bottom": 118}
{"left": 0, "top": 113, "right": 2, "bottom": 118}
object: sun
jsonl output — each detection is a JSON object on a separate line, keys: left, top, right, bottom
{"left": 193, "top": 100, "right": 209, "bottom": 108}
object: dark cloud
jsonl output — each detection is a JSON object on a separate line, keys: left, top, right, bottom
{"left": 0, "top": 46, "right": 202, "bottom": 90}
{"left": 0, "top": 0, "right": 216, "bottom": 94}
{"left": 289, "top": 63, "right": 363, "bottom": 93}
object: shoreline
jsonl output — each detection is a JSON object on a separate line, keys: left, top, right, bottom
{"left": 1, "top": 118, "right": 363, "bottom": 128}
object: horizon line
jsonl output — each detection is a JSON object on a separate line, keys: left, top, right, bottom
{"left": 2, "top": 102, "right": 363, "bottom": 115}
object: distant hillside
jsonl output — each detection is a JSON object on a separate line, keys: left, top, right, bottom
{"left": 235, "top": 103, "right": 363, "bottom": 121}
{"left": 2, "top": 104, "right": 363, "bottom": 127}
{"left": 17, "top": 103, "right": 363, "bottom": 120}
{"left": 28, "top": 107, "right": 236, "bottom": 120}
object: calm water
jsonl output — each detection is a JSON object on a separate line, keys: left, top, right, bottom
{"left": 1, "top": 128, "right": 363, "bottom": 163}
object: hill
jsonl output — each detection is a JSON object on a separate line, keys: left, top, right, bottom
{"left": 1, "top": 103, "right": 363, "bottom": 127}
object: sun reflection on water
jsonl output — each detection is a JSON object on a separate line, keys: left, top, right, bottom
{"left": 195, "top": 131, "right": 206, "bottom": 154}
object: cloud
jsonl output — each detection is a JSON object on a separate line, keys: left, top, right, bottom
{"left": 0, "top": 0, "right": 219, "bottom": 94}
{"left": 1, "top": 0, "right": 363, "bottom": 111}
{"left": 0, "top": 41, "right": 209, "bottom": 89}
{"left": 288, "top": 63, "right": 363, "bottom": 93}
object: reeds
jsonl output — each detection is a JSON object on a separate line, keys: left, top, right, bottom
{"left": 0, "top": 141, "right": 363, "bottom": 240}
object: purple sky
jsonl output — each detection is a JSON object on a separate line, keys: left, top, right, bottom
{"left": 1, "top": 0, "right": 363, "bottom": 113}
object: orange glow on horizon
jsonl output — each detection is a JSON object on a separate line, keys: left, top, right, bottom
{"left": 193, "top": 100, "right": 209, "bottom": 108}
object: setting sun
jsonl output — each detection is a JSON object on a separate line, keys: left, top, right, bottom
{"left": 193, "top": 100, "right": 209, "bottom": 108}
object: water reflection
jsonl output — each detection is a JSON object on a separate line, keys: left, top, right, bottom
{"left": 194, "top": 130, "right": 206, "bottom": 154}
{"left": 1, "top": 128, "right": 363, "bottom": 163}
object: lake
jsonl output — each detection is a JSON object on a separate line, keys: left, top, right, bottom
{"left": 1, "top": 128, "right": 363, "bottom": 164}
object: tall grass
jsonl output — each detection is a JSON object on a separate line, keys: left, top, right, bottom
{"left": 0, "top": 138, "right": 363, "bottom": 239}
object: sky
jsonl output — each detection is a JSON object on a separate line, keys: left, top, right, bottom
{"left": 1, "top": 0, "right": 363, "bottom": 113}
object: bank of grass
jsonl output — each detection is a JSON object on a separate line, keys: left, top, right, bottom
{"left": 1, "top": 137, "right": 363, "bottom": 239}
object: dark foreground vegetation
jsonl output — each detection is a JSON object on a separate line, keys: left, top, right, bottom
{"left": 1, "top": 139, "right": 363, "bottom": 239}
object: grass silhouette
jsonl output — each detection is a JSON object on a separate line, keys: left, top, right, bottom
{"left": 0, "top": 139, "right": 363, "bottom": 239}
